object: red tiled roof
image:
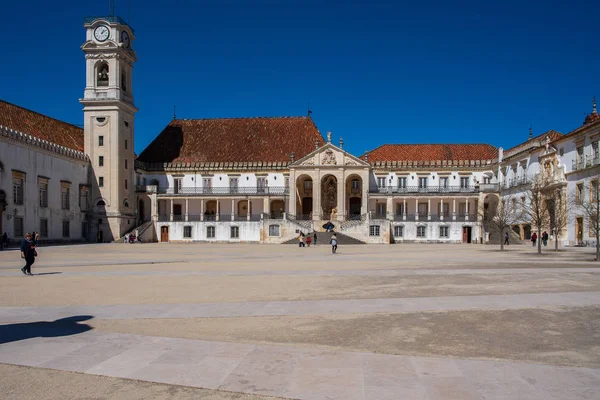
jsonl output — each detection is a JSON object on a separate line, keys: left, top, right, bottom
{"left": 0, "top": 100, "right": 84, "bottom": 151}
{"left": 364, "top": 144, "right": 498, "bottom": 162}
{"left": 503, "top": 130, "right": 563, "bottom": 154}
{"left": 137, "top": 116, "right": 325, "bottom": 164}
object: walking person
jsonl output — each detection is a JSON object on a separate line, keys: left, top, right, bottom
{"left": 298, "top": 232, "right": 305, "bottom": 248}
{"left": 531, "top": 232, "right": 537, "bottom": 247}
{"left": 504, "top": 232, "right": 509, "bottom": 246}
{"left": 20, "top": 233, "right": 37, "bottom": 276}
{"left": 306, "top": 235, "right": 311, "bottom": 247}
{"left": 330, "top": 233, "right": 338, "bottom": 254}
{"left": 313, "top": 232, "right": 317, "bottom": 246}
{"left": 542, "top": 231, "right": 548, "bottom": 247}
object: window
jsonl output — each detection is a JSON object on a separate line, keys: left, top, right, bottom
{"left": 183, "top": 226, "right": 192, "bottom": 238}
{"left": 79, "top": 187, "right": 88, "bottom": 211}
{"left": 418, "top": 177, "right": 427, "bottom": 189}
{"left": 62, "top": 221, "right": 70, "bottom": 238}
{"left": 351, "top": 179, "right": 360, "bottom": 193}
{"left": 439, "top": 177, "right": 448, "bottom": 188}
{"left": 14, "top": 217, "right": 23, "bottom": 237}
{"left": 38, "top": 178, "right": 48, "bottom": 208}
{"left": 230, "top": 178, "right": 239, "bottom": 193}
{"left": 593, "top": 142, "right": 599, "bottom": 162}
{"left": 207, "top": 226, "right": 216, "bottom": 238}
{"left": 559, "top": 148, "right": 564, "bottom": 156}
{"left": 61, "top": 184, "right": 70, "bottom": 210}
{"left": 396, "top": 203, "right": 404, "bottom": 215}
{"left": 98, "top": 136, "right": 104, "bottom": 146}
{"left": 369, "top": 225, "right": 380, "bottom": 236}
{"left": 483, "top": 177, "right": 491, "bottom": 184}
{"left": 438, "top": 202, "right": 449, "bottom": 216}
{"left": 377, "top": 177, "right": 386, "bottom": 188}
{"left": 285, "top": 177, "right": 290, "bottom": 189}
{"left": 99, "top": 177, "right": 104, "bottom": 187}
{"left": 576, "top": 183, "right": 584, "bottom": 204}
{"left": 174, "top": 178, "right": 182, "bottom": 194}
{"left": 13, "top": 172, "right": 24, "bottom": 205}
{"left": 460, "top": 177, "right": 469, "bottom": 188}
{"left": 397, "top": 177, "right": 407, "bottom": 189}
{"left": 97, "top": 63, "right": 109, "bottom": 86}
{"left": 268, "top": 224, "right": 280, "bottom": 236}
{"left": 591, "top": 180, "right": 598, "bottom": 202}
{"left": 257, "top": 177, "right": 267, "bottom": 193}
{"left": 231, "top": 226, "right": 239, "bottom": 239}
{"left": 203, "top": 177, "right": 212, "bottom": 193}
{"left": 439, "top": 226, "right": 449, "bottom": 238}
{"left": 417, "top": 226, "right": 426, "bottom": 238}
{"left": 418, "top": 203, "right": 428, "bottom": 217}
{"left": 125, "top": 179, "right": 128, "bottom": 190}
{"left": 40, "top": 219, "right": 48, "bottom": 237}
{"left": 376, "top": 203, "right": 386, "bottom": 216}
{"left": 393, "top": 225, "right": 403, "bottom": 237}
{"left": 125, "top": 139, "right": 128, "bottom": 150}
{"left": 98, "top": 156, "right": 104, "bottom": 166}
{"left": 125, "top": 159, "right": 128, "bottom": 169}
{"left": 121, "top": 72, "right": 127, "bottom": 92}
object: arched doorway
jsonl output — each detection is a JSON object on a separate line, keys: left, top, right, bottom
{"left": 270, "top": 200, "right": 285, "bottom": 218}
{"left": 138, "top": 199, "right": 145, "bottom": 224}
{"left": 296, "top": 175, "right": 313, "bottom": 219}
{"left": 346, "top": 175, "right": 362, "bottom": 219}
{"left": 321, "top": 175, "right": 337, "bottom": 220}
{"left": 237, "top": 200, "right": 251, "bottom": 217}
{"left": 205, "top": 200, "right": 217, "bottom": 221}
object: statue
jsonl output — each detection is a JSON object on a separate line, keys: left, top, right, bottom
{"left": 331, "top": 207, "right": 338, "bottom": 221}
{"left": 322, "top": 149, "right": 337, "bottom": 165}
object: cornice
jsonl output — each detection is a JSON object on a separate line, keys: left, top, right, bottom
{"left": 0, "top": 125, "right": 89, "bottom": 163}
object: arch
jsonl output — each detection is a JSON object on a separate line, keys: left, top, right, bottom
{"left": 237, "top": 200, "right": 252, "bottom": 217}
{"left": 270, "top": 199, "right": 285, "bottom": 218}
{"left": 295, "top": 174, "right": 313, "bottom": 219}
{"left": 205, "top": 200, "right": 217, "bottom": 220}
{"left": 96, "top": 61, "right": 109, "bottom": 87}
{"left": 96, "top": 199, "right": 106, "bottom": 207}
{"left": 345, "top": 174, "right": 363, "bottom": 219}
{"left": 321, "top": 174, "right": 337, "bottom": 220}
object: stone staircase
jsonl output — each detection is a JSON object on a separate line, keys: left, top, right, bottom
{"left": 485, "top": 224, "right": 525, "bottom": 245}
{"left": 113, "top": 221, "right": 154, "bottom": 243}
{"left": 282, "top": 231, "right": 366, "bottom": 245}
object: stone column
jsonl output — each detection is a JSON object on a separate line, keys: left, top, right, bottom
{"left": 427, "top": 198, "right": 431, "bottom": 220}
{"left": 247, "top": 199, "right": 251, "bottom": 221}
{"left": 440, "top": 198, "right": 444, "bottom": 220}
{"left": 289, "top": 169, "right": 296, "bottom": 217}
{"left": 403, "top": 198, "right": 406, "bottom": 221}
{"left": 466, "top": 198, "right": 469, "bottom": 221}
{"left": 216, "top": 200, "right": 220, "bottom": 221}
{"left": 337, "top": 170, "right": 345, "bottom": 221}
{"left": 360, "top": 171, "right": 368, "bottom": 215}
{"left": 200, "top": 199, "right": 204, "bottom": 221}
{"left": 169, "top": 199, "right": 173, "bottom": 221}
{"left": 150, "top": 193, "right": 157, "bottom": 222}
{"left": 185, "top": 198, "right": 189, "bottom": 222}
{"left": 313, "top": 169, "right": 321, "bottom": 220}
{"left": 386, "top": 197, "right": 393, "bottom": 220}
{"left": 415, "top": 198, "right": 419, "bottom": 221}
{"left": 264, "top": 197, "right": 269, "bottom": 217}
{"left": 453, "top": 198, "right": 456, "bottom": 220}
{"left": 231, "top": 199, "right": 235, "bottom": 221}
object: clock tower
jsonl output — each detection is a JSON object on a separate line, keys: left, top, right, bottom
{"left": 80, "top": 16, "right": 137, "bottom": 242}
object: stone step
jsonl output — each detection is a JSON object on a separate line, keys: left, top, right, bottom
{"left": 282, "top": 231, "right": 366, "bottom": 245}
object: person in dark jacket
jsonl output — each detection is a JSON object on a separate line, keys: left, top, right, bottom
{"left": 20, "top": 233, "right": 36, "bottom": 276}
{"left": 313, "top": 232, "right": 317, "bottom": 246}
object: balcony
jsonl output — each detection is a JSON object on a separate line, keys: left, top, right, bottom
{"left": 502, "top": 177, "right": 530, "bottom": 190}
{"left": 572, "top": 155, "right": 600, "bottom": 172}
{"left": 157, "top": 186, "right": 289, "bottom": 196}
{"left": 369, "top": 186, "right": 477, "bottom": 195}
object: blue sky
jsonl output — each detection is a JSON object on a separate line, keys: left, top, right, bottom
{"left": 1, "top": 0, "right": 598, "bottom": 156}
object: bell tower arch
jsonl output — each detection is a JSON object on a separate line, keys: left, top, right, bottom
{"left": 80, "top": 16, "right": 137, "bottom": 241}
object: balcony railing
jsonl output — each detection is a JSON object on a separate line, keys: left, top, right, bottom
{"left": 572, "top": 155, "right": 600, "bottom": 171}
{"left": 370, "top": 186, "right": 477, "bottom": 194}
{"left": 502, "top": 177, "right": 530, "bottom": 189}
{"left": 157, "top": 186, "right": 289, "bottom": 196}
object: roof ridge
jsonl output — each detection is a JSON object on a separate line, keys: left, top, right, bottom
{"left": 0, "top": 99, "right": 83, "bottom": 131}
{"left": 173, "top": 115, "right": 309, "bottom": 122}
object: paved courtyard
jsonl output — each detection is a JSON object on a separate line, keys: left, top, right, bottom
{"left": 0, "top": 243, "right": 599, "bottom": 399}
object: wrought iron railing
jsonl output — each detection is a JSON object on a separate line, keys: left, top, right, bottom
{"left": 157, "top": 186, "right": 289, "bottom": 196}
{"left": 572, "top": 155, "right": 599, "bottom": 171}
{"left": 370, "top": 186, "right": 477, "bottom": 194}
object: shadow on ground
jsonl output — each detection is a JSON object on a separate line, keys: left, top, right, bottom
{"left": 0, "top": 315, "right": 93, "bottom": 344}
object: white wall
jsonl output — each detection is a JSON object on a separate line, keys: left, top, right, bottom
{"left": 0, "top": 139, "right": 89, "bottom": 242}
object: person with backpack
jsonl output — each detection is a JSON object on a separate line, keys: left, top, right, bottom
{"left": 504, "top": 232, "right": 509, "bottom": 246}
{"left": 20, "top": 233, "right": 37, "bottom": 276}
{"left": 330, "top": 233, "right": 338, "bottom": 254}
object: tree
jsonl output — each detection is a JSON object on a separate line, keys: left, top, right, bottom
{"left": 481, "top": 195, "right": 522, "bottom": 251}
{"left": 546, "top": 187, "right": 568, "bottom": 251}
{"left": 571, "top": 180, "right": 600, "bottom": 261}
{"left": 522, "top": 176, "right": 551, "bottom": 255}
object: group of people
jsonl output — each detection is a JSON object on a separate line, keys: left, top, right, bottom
{"left": 20, "top": 232, "right": 39, "bottom": 276}
{"left": 297, "top": 231, "right": 338, "bottom": 253}
{"left": 531, "top": 231, "right": 549, "bottom": 247}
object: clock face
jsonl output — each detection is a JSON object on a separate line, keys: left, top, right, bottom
{"left": 94, "top": 25, "right": 110, "bottom": 42}
{"left": 121, "top": 30, "right": 130, "bottom": 48}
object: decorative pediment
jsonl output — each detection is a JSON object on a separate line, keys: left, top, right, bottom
{"left": 289, "top": 143, "right": 369, "bottom": 168}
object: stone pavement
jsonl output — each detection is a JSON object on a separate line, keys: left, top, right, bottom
{"left": 1, "top": 330, "right": 598, "bottom": 400}
{"left": 1, "top": 243, "right": 599, "bottom": 399}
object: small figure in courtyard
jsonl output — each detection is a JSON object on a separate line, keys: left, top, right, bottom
{"left": 31, "top": 231, "right": 38, "bottom": 247}
{"left": 306, "top": 235, "right": 312, "bottom": 247}
{"left": 504, "top": 232, "right": 509, "bottom": 246}
{"left": 542, "top": 231, "right": 549, "bottom": 247}
{"left": 330, "top": 233, "right": 338, "bottom": 254}
{"left": 20, "top": 233, "right": 37, "bottom": 276}
{"left": 125, "top": 233, "right": 130, "bottom": 243}
{"left": 0, "top": 232, "right": 6, "bottom": 250}
{"left": 298, "top": 232, "right": 305, "bottom": 247}
{"left": 313, "top": 232, "right": 318, "bottom": 246}
{"left": 531, "top": 232, "right": 537, "bottom": 247}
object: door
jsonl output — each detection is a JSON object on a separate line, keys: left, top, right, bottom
{"left": 462, "top": 227, "right": 472, "bottom": 243}
{"left": 161, "top": 226, "right": 169, "bottom": 242}
{"left": 138, "top": 200, "right": 145, "bottom": 223}
{"left": 302, "top": 197, "right": 313, "bottom": 217}
{"left": 173, "top": 204, "right": 182, "bottom": 216}
{"left": 576, "top": 217, "right": 584, "bottom": 244}
{"left": 349, "top": 197, "right": 361, "bottom": 218}
{"left": 97, "top": 230, "right": 103, "bottom": 243}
